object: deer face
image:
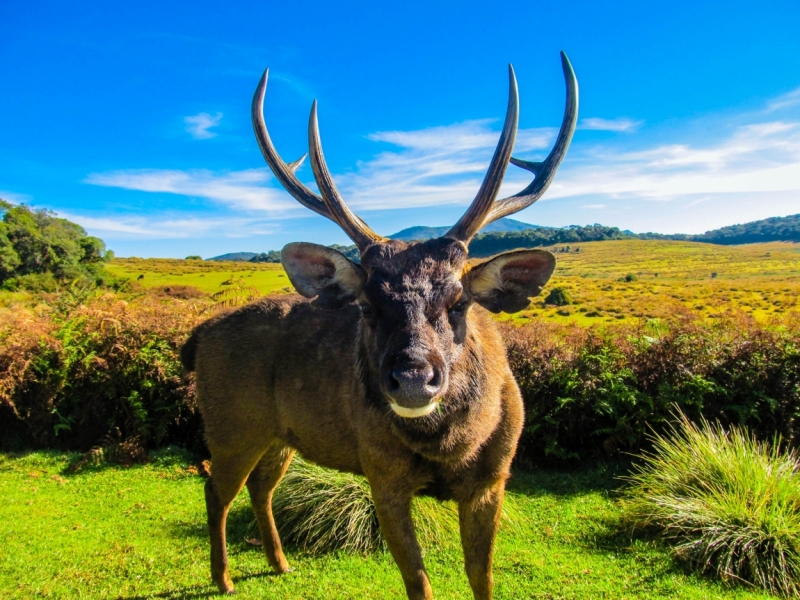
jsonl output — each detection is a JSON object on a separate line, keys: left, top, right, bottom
{"left": 255, "top": 53, "right": 576, "bottom": 416}
{"left": 282, "top": 238, "right": 555, "bottom": 418}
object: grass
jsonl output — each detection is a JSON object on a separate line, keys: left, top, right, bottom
{"left": 621, "top": 415, "right": 800, "bottom": 596}
{"left": 103, "top": 241, "right": 800, "bottom": 327}
{"left": 0, "top": 451, "right": 776, "bottom": 599}
{"left": 104, "top": 258, "right": 292, "bottom": 296}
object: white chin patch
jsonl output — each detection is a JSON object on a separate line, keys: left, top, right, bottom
{"left": 389, "top": 401, "right": 439, "bottom": 419}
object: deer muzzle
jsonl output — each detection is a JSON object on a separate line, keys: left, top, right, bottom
{"left": 384, "top": 362, "right": 446, "bottom": 419}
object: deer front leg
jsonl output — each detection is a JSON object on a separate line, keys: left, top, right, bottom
{"left": 372, "top": 488, "right": 432, "bottom": 600}
{"left": 458, "top": 481, "right": 505, "bottom": 600}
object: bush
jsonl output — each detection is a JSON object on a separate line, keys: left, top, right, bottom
{"left": 502, "top": 312, "right": 800, "bottom": 463}
{"left": 621, "top": 413, "right": 800, "bottom": 596}
{"left": 2, "top": 288, "right": 799, "bottom": 471}
{"left": 0, "top": 290, "right": 206, "bottom": 453}
{"left": 544, "top": 287, "right": 572, "bottom": 306}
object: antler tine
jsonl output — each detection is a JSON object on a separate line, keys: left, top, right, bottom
{"left": 445, "top": 65, "right": 519, "bottom": 243}
{"left": 251, "top": 69, "right": 331, "bottom": 220}
{"left": 308, "top": 100, "right": 386, "bottom": 250}
{"left": 480, "top": 51, "right": 579, "bottom": 228}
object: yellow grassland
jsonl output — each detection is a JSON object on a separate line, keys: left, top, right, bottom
{"left": 107, "top": 240, "right": 800, "bottom": 326}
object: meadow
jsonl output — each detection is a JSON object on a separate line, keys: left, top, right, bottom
{"left": 0, "top": 451, "right": 775, "bottom": 599}
{"left": 105, "top": 240, "right": 800, "bottom": 326}
{"left": 104, "top": 258, "right": 291, "bottom": 296}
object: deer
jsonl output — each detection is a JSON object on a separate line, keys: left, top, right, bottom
{"left": 180, "top": 51, "right": 578, "bottom": 599}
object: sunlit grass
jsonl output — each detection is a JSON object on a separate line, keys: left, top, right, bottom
{"left": 622, "top": 414, "right": 800, "bottom": 596}
{"left": 105, "top": 241, "right": 800, "bottom": 326}
{"left": 0, "top": 451, "right": 774, "bottom": 599}
{"left": 105, "top": 258, "right": 293, "bottom": 295}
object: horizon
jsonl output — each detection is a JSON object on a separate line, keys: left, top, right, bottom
{"left": 2, "top": 1, "right": 799, "bottom": 258}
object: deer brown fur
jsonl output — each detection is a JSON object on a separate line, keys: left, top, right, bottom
{"left": 181, "top": 53, "right": 578, "bottom": 599}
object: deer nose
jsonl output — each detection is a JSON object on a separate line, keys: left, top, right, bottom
{"left": 388, "top": 363, "right": 442, "bottom": 407}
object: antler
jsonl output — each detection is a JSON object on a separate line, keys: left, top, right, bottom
{"left": 446, "top": 52, "right": 579, "bottom": 243}
{"left": 252, "top": 69, "right": 385, "bottom": 250}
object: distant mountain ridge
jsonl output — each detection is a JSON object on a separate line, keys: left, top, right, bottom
{"left": 206, "top": 214, "right": 799, "bottom": 261}
{"left": 390, "top": 218, "right": 539, "bottom": 241}
{"left": 207, "top": 252, "right": 258, "bottom": 262}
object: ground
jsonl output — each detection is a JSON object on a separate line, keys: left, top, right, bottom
{"left": 0, "top": 451, "right": 774, "bottom": 599}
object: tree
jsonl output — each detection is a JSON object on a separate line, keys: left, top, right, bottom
{"left": 0, "top": 200, "right": 112, "bottom": 287}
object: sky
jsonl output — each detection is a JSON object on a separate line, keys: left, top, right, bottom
{"left": 1, "top": 0, "right": 799, "bottom": 258}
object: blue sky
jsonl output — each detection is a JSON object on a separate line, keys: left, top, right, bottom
{"left": 2, "top": 0, "right": 799, "bottom": 258}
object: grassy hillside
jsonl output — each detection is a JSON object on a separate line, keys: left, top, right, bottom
{"left": 106, "top": 240, "right": 800, "bottom": 327}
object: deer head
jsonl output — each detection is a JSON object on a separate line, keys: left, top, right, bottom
{"left": 253, "top": 54, "right": 578, "bottom": 418}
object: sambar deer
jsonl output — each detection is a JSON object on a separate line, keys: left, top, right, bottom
{"left": 181, "top": 52, "right": 578, "bottom": 599}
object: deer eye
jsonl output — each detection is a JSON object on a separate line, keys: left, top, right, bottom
{"left": 448, "top": 300, "right": 468, "bottom": 317}
{"left": 359, "top": 303, "right": 375, "bottom": 318}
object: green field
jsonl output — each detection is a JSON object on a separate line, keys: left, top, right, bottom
{"left": 0, "top": 451, "right": 773, "bottom": 599}
{"left": 107, "top": 240, "right": 800, "bottom": 326}
{"left": 105, "top": 258, "right": 292, "bottom": 296}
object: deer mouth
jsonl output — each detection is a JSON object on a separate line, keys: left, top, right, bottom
{"left": 389, "top": 398, "right": 441, "bottom": 419}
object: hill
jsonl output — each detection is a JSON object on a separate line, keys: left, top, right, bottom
{"left": 390, "top": 217, "right": 538, "bottom": 241}
{"left": 206, "top": 214, "right": 800, "bottom": 262}
{"left": 207, "top": 252, "right": 258, "bottom": 262}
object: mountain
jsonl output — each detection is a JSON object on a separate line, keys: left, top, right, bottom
{"left": 207, "top": 252, "right": 258, "bottom": 262}
{"left": 204, "top": 214, "right": 800, "bottom": 262}
{"left": 390, "top": 218, "right": 539, "bottom": 241}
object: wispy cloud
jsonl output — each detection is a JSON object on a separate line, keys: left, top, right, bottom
{"left": 84, "top": 86, "right": 800, "bottom": 241}
{"left": 184, "top": 112, "right": 223, "bottom": 139}
{"left": 62, "top": 212, "right": 280, "bottom": 239}
{"left": 84, "top": 168, "right": 296, "bottom": 212}
{"left": 766, "top": 87, "right": 800, "bottom": 112}
{"left": 579, "top": 117, "right": 644, "bottom": 132}
{"left": 336, "top": 120, "right": 554, "bottom": 210}
{"left": 0, "top": 189, "right": 32, "bottom": 204}
{"left": 547, "top": 120, "right": 800, "bottom": 201}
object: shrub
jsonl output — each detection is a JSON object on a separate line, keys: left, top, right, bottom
{"left": 544, "top": 287, "right": 572, "bottom": 306}
{"left": 502, "top": 311, "right": 800, "bottom": 463}
{"left": 0, "top": 290, "right": 206, "bottom": 453}
{"left": 621, "top": 414, "right": 800, "bottom": 596}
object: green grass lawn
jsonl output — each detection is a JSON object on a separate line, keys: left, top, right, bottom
{"left": 105, "top": 258, "right": 292, "bottom": 296}
{"left": 0, "top": 452, "right": 774, "bottom": 599}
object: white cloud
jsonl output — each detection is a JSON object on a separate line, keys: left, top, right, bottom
{"left": 82, "top": 85, "right": 800, "bottom": 241}
{"left": 766, "top": 87, "right": 800, "bottom": 112}
{"left": 62, "top": 212, "right": 280, "bottom": 240}
{"left": 84, "top": 168, "right": 297, "bottom": 212}
{"left": 336, "top": 120, "right": 555, "bottom": 210}
{"left": 0, "top": 190, "right": 32, "bottom": 204}
{"left": 546, "top": 120, "right": 800, "bottom": 201}
{"left": 184, "top": 112, "right": 223, "bottom": 139}
{"left": 579, "top": 117, "right": 644, "bottom": 132}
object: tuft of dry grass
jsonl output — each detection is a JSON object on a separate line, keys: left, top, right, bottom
{"left": 263, "top": 456, "right": 459, "bottom": 554}
{"left": 622, "top": 413, "right": 800, "bottom": 596}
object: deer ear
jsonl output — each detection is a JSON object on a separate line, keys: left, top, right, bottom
{"left": 281, "top": 242, "right": 365, "bottom": 308}
{"left": 467, "top": 249, "right": 556, "bottom": 314}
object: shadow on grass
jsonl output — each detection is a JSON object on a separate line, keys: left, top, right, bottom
{"left": 117, "top": 570, "right": 284, "bottom": 600}
{"left": 57, "top": 446, "right": 202, "bottom": 477}
{"left": 507, "top": 458, "right": 632, "bottom": 498}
